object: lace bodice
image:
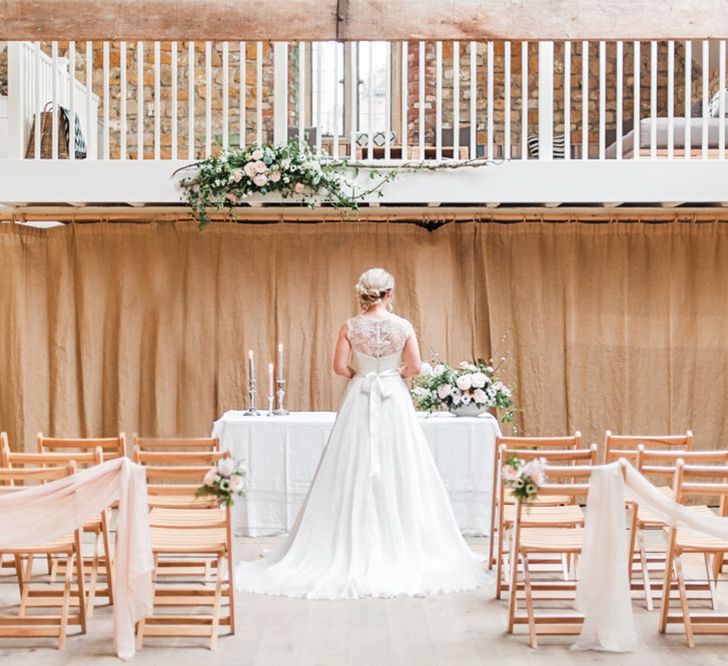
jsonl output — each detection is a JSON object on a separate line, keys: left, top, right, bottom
{"left": 346, "top": 314, "right": 414, "bottom": 359}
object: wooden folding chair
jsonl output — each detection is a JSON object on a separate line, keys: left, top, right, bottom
{"left": 133, "top": 448, "right": 235, "bottom": 649}
{"left": 659, "top": 459, "right": 728, "bottom": 646}
{"left": 1, "top": 442, "right": 112, "bottom": 616}
{"left": 488, "top": 432, "right": 582, "bottom": 571}
{"left": 507, "top": 463, "right": 595, "bottom": 647}
{"left": 0, "top": 463, "right": 87, "bottom": 649}
{"left": 133, "top": 435, "right": 220, "bottom": 453}
{"left": 495, "top": 443, "right": 597, "bottom": 599}
{"left": 37, "top": 433, "right": 127, "bottom": 459}
{"left": 631, "top": 448, "right": 728, "bottom": 611}
{"left": 604, "top": 430, "right": 693, "bottom": 465}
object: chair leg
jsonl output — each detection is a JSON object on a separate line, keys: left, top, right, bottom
{"left": 637, "top": 530, "right": 654, "bottom": 611}
{"left": 506, "top": 547, "right": 520, "bottom": 634}
{"left": 19, "top": 555, "right": 33, "bottom": 616}
{"left": 226, "top": 551, "right": 236, "bottom": 635}
{"left": 659, "top": 547, "right": 676, "bottom": 633}
{"left": 58, "top": 553, "right": 73, "bottom": 650}
{"left": 674, "top": 555, "right": 695, "bottom": 648}
{"left": 488, "top": 503, "right": 498, "bottom": 571}
{"left": 704, "top": 554, "right": 719, "bottom": 611}
{"left": 521, "top": 554, "right": 538, "bottom": 649}
{"left": 85, "top": 533, "right": 100, "bottom": 617}
{"left": 74, "top": 533, "right": 88, "bottom": 634}
{"left": 101, "top": 510, "right": 115, "bottom": 605}
{"left": 209, "top": 558, "right": 224, "bottom": 650}
{"left": 496, "top": 524, "right": 509, "bottom": 599}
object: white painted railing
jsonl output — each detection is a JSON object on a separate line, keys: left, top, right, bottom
{"left": 5, "top": 41, "right": 99, "bottom": 160}
{"left": 3, "top": 39, "right": 728, "bottom": 163}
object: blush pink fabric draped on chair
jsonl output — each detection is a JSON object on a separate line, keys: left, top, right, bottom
{"left": 0, "top": 457, "right": 153, "bottom": 660}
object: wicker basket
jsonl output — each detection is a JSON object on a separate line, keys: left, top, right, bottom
{"left": 24, "top": 103, "right": 69, "bottom": 159}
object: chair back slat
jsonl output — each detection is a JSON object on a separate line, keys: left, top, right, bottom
{"left": 604, "top": 430, "right": 693, "bottom": 464}
{"left": 133, "top": 435, "right": 220, "bottom": 452}
{"left": 37, "top": 433, "right": 126, "bottom": 458}
{"left": 0, "top": 461, "right": 76, "bottom": 487}
{"left": 637, "top": 447, "right": 728, "bottom": 488}
{"left": 2, "top": 440, "right": 103, "bottom": 469}
{"left": 674, "top": 460, "right": 728, "bottom": 505}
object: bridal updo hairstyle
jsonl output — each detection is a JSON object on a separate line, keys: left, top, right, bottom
{"left": 356, "top": 268, "right": 394, "bottom": 312}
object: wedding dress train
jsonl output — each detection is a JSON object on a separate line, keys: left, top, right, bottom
{"left": 235, "top": 314, "right": 490, "bottom": 599}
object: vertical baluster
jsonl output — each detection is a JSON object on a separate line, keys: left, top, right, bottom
{"left": 136, "top": 41, "right": 143, "bottom": 160}
{"left": 384, "top": 42, "right": 391, "bottom": 160}
{"left": 188, "top": 41, "right": 195, "bottom": 159}
{"left": 350, "top": 42, "right": 357, "bottom": 159}
{"left": 103, "top": 41, "right": 111, "bottom": 160}
{"left": 367, "top": 42, "right": 374, "bottom": 160}
{"left": 521, "top": 41, "right": 528, "bottom": 160}
{"left": 240, "top": 41, "right": 246, "bottom": 149}
{"left": 85, "top": 41, "right": 93, "bottom": 159}
{"left": 120, "top": 41, "right": 127, "bottom": 159}
{"left": 616, "top": 41, "right": 623, "bottom": 161}
{"left": 316, "top": 42, "right": 323, "bottom": 156}
{"left": 563, "top": 41, "right": 570, "bottom": 160}
{"left": 650, "top": 39, "right": 657, "bottom": 160}
{"left": 154, "top": 41, "right": 161, "bottom": 159}
{"left": 333, "top": 42, "right": 341, "bottom": 159}
{"left": 487, "top": 41, "right": 494, "bottom": 160}
{"left": 633, "top": 41, "right": 640, "bottom": 160}
{"left": 702, "top": 39, "right": 709, "bottom": 160}
{"left": 34, "top": 41, "right": 41, "bottom": 159}
{"left": 667, "top": 41, "right": 674, "bottom": 159}
{"left": 402, "top": 41, "right": 409, "bottom": 160}
{"left": 598, "top": 40, "right": 605, "bottom": 160}
{"left": 205, "top": 41, "right": 212, "bottom": 156}
{"left": 581, "top": 40, "right": 588, "bottom": 160}
{"left": 418, "top": 41, "right": 425, "bottom": 160}
{"left": 435, "top": 41, "right": 442, "bottom": 160}
{"left": 68, "top": 41, "right": 76, "bottom": 161}
{"left": 171, "top": 41, "right": 178, "bottom": 160}
{"left": 298, "top": 42, "right": 305, "bottom": 149}
{"left": 222, "top": 41, "right": 229, "bottom": 152}
{"left": 538, "top": 41, "right": 554, "bottom": 160}
{"left": 684, "top": 41, "right": 692, "bottom": 160}
{"left": 469, "top": 41, "right": 477, "bottom": 159}
{"left": 256, "top": 41, "right": 263, "bottom": 146}
{"left": 720, "top": 41, "right": 726, "bottom": 160}
{"left": 453, "top": 41, "right": 460, "bottom": 159}
{"left": 52, "top": 41, "right": 59, "bottom": 160}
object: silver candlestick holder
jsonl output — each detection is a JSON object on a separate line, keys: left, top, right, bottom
{"left": 244, "top": 377, "right": 259, "bottom": 416}
{"left": 266, "top": 394, "right": 275, "bottom": 416}
{"left": 274, "top": 378, "right": 290, "bottom": 416}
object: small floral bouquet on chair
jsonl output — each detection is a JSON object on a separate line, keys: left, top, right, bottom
{"left": 502, "top": 456, "right": 547, "bottom": 502}
{"left": 196, "top": 457, "right": 247, "bottom": 507}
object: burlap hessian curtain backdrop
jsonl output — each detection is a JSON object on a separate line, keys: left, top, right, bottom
{"left": 1, "top": 219, "right": 727, "bottom": 451}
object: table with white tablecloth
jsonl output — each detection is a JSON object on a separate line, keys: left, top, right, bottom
{"left": 212, "top": 410, "right": 501, "bottom": 537}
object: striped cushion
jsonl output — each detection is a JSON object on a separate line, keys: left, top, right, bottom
{"left": 527, "top": 133, "right": 566, "bottom": 159}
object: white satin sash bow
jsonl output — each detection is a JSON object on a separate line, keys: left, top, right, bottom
{"left": 359, "top": 369, "right": 400, "bottom": 478}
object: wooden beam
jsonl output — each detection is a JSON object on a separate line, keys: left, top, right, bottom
{"left": 2, "top": 0, "right": 728, "bottom": 40}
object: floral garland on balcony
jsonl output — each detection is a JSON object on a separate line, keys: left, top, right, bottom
{"left": 175, "top": 141, "right": 500, "bottom": 229}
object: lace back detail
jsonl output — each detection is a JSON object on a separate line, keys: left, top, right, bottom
{"left": 347, "top": 315, "right": 412, "bottom": 358}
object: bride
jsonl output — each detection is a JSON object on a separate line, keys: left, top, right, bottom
{"left": 236, "top": 268, "right": 489, "bottom": 599}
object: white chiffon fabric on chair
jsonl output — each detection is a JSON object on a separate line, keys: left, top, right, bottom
{"left": 0, "top": 457, "right": 153, "bottom": 660}
{"left": 235, "top": 314, "right": 490, "bottom": 599}
{"left": 574, "top": 460, "right": 728, "bottom": 652}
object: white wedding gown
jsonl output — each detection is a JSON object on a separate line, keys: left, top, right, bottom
{"left": 235, "top": 314, "right": 490, "bottom": 599}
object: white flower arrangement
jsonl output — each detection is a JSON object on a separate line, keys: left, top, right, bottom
{"left": 410, "top": 359, "right": 516, "bottom": 422}
{"left": 502, "top": 456, "right": 547, "bottom": 502}
{"left": 196, "top": 457, "right": 247, "bottom": 507}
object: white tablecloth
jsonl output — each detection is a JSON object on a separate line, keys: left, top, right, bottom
{"left": 212, "top": 410, "right": 501, "bottom": 537}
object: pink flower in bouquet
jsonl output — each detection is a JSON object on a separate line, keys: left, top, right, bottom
{"left": 203, "top": 468, "right": 219, "bottom": 486}
{"left": 230, "top": 168, "right": 243, "bottom": 183}
{"left": 455, "top": 374, "right": 472, "bottom": 391}
{"left": 243, "top": 162, "right": 257, "bottom": 179}
{"left": 254, "top": 160, "right": 267, "bottom": 173}
{"left": 253, "top": 173, "right": 268, "bottom": 187}
{"left": 251, "top": 148, "right": 264, "bottom": 160}
{"left": 502, "top": 463, "right": 520, "bottom": 482}
{"left": 280, "top": 159, "right": 290, "bottom": 170}
{"left": 294, "top": 182, "right": 305, "bottom": 194}
{"left": 230, "top": 475, "right": 245, "bottom": 493}
{"left": 226, "top": 192, "right": 237, "bottom": 203}
{"left": 269, "top": 171, "right": 281, "bottom": 183}
{"left": 473, "top": 388, "right": 487, "bottom": 404}
{"left": 216, "top": 458, "right": 235, "bottom": 477}
{"left": 437, "top": 383, "right": 452, "bottom": 399}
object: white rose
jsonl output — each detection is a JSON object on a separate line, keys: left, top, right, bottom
{"left": 203, "top": 468, "right": 218, "bottom": 486}
{"left": 230, "top": 475, "right": 245, "bottom": 493}
{"left": 280, "top": 159, "right": 290, "bottom": 169}
{"left": 243, "top": 162, "right": 257, "bottom": 179}
{"left": 419, "top": 362, "right": 433, "bottom": 376}
{"left": 437, "top": 384, "right": 452, "bottom": 399}
{"left": 473, "top": 388, "right": 487, "bottom": 404}
{"left": 269, "top": 171, "right": 281, "bottom": 183}
{"left": 460, "top": 394, "right": 471, "bottom": 405}
{"left": 253, "top": 173, "right": 268, "bottom": 187}
{"left": 502, "top": 464, "right": 520, "bottom": 482}
{"left": 455, "top": 374, "right": 472, "bottom": 391}
{"left": 229, "top": 168, "right": 243, "bottom": 183}
{"left": 254, "top": 160, "right": 267, "bottom": 173}
{"left": 433, "top": 364, "right": 446, "bottom": 375}
{"left": 470, "top": 372, "right": 487, "bottom": 388}
{"left": 251, "top": 148, "right": 264, "bottom": 160}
